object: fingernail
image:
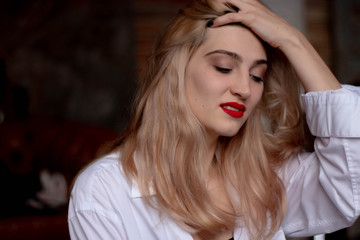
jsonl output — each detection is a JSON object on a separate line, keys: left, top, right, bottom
{"left": 207, "top": 20, "right": 214, "bottom": 27}
{"left": 224, "top": 10, "right": 231, "bottom": 14}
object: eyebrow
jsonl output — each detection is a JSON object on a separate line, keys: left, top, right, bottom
{"left": 204, "top": 49, "right": 268, "bottom": 67}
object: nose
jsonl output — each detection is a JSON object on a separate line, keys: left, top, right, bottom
{"left": 230, "top": 73, "right": 251, "bottom": 99}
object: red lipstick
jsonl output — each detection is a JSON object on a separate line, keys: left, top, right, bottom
{"left": 220, "top": 102, "right": 246, "bottom": 118}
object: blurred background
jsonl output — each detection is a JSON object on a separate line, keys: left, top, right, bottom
{"left": 0, "top": 0, "right": 359, "bottom": 239}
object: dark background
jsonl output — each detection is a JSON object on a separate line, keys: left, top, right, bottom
{"left": 0, "top": 0, "right": 137, "bottom": 131}
{"left": 0, "top": 0, "right": 359, "bottom": 239}
{"left": 0, "top": 0, "right": 359, "bottom": 131}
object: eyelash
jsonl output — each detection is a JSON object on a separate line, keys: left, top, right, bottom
{"left": 214, "top": 66, "right": 264, "bottom": 83}
{"left": 250, "top": 74, "right": 264, "bottom": 83}
{"left": 215, "top": 66, "right": 232, "bottom": 74}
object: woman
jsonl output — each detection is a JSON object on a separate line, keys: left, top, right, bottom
{"left": 68, "top": 0, "right": 360, "bottom": 239}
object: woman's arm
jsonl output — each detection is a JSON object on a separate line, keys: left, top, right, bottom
{"left": 278, "top": 85, "right": 360, "bottom": 236}
{"left": 212, "top": 0, "right": 341, "bottom": 92}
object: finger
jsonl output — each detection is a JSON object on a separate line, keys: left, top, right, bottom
{"left": 212, "top": 12, "right": 246, "bottom": 27}
{"left": 211, "top": 0, "right": 261, "bottom": 26}
{"left": 222, "top": 0, "right": 274, "bottom": 17}
{"left": 223, "top": 0, "right": 245, "bottom": 11}
{"left": 223, "top": 0, "right": 260, "bottom": 10}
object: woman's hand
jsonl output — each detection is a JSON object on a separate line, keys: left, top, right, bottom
{"left": 212, "top": 0, "right": 299, "bottom": 50}
{"left": 212, "top": 0, "right": 341, "bottom": 92}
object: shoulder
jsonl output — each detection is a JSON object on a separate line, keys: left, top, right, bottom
{"left": 75, "top": 152, "right": 124, "bottom": 184}
{"left": 69, "top": 152, "right": 132, "bottom": 216}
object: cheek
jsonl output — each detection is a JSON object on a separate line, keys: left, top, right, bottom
{"left": 253, "top": 82, "right": 264, "bottom": 101}
{"left": 255, "top": 87, "right": 264, "bottom": 105}
{"left": 185, "top": 70, "right": 217, "bottom": 104}
{"left": 247, "top": 85, "right": 264, "bottom": 114}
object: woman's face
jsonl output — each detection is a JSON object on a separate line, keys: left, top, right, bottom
{"left": 185, "top": 25, "right": 267, "bottom": 141}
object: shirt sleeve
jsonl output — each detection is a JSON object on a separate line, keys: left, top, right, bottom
{"left": 279, "top": 85, "right": 360, "bottom": 237}
{"left": 68, "top": 207, "right": 128, "bottom": 240}
{"left": 68, "top": 158, "right": 132, "bottom": 240}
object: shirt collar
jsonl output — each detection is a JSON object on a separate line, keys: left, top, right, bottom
{"left": 130, "top": 181, "right": 142, "bottom": 198}
{"left": 130, "top": 177, "right": 156, "bottom": 199}
{"left": 129, "top": 151, "right": 156, "bottom": 198}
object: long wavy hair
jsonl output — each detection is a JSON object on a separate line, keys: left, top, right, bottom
{"left": 113, "top": 0, "right": 304, "bottom": 239}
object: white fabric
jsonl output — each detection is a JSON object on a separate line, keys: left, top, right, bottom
{"left": 68, "top": 85, "right": 360, "bottom": 239}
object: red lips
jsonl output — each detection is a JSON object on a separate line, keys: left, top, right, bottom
{"left": 220, "top": 102, "right": 246, "bottom": 118}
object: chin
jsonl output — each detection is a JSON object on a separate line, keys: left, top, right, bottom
{"left": 217, "top": 123, "right": 245, "bottom": 137}
{"left": 217, "top": 128, "right": 241, "bottom": 137}
{"left": 220, "top": 131, "right": 239, "bottom": 137}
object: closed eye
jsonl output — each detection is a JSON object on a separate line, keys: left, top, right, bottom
{"left": 215, "top": 66, "right": 232, "bottom": 74}
{"left": 250, "top": 74, "right": 264, "bottom": 83}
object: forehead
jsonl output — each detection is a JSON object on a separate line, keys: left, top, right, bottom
{"left": 197, "top": 25, "right": 267, "bottom": 60}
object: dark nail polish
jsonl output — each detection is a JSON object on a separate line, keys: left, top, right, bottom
{"left": 207, "top": 20, "right": 214, "bottom": 27}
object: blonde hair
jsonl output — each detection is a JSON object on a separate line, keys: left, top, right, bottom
{"left": 114, "top": 0, "right": 304, "bottom": 239}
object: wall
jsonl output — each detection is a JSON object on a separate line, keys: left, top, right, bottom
{"left": 0, "top": 0, "right": 136, "bottom": 131}
{"left": 1, "top": 0, "right": 358, "bottom": 131}
{"left": 332, "top": 0, "right": 360, "bottom": 84}
{"left": 134, "top": 0, "right": 189, "bottom": 70}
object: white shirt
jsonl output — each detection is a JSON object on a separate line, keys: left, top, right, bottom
{"left": 68, "top": 85, "right": 360, "bottom": 239}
